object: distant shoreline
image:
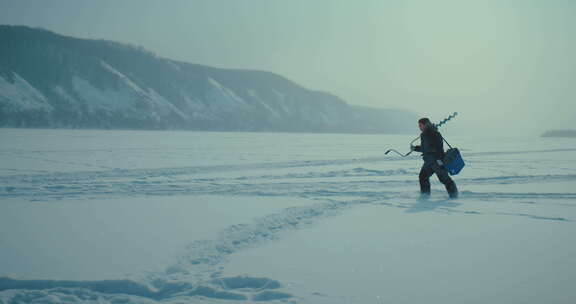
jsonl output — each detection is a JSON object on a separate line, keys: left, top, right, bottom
{"left": 542, "top": 129, "right": 576, "bottom": 138}
{"left": 0, "top": 126, "right": 414, "bottom": 136}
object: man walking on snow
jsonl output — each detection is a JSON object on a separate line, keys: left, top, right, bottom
{"left": 411, "top": 118, "right": 458, "bottom": 199}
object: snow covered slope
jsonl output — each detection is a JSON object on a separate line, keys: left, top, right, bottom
{"left": 0, "top": 25, "right": 416, "bottom": 132}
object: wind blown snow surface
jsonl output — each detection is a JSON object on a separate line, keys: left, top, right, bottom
{"left": 0, "top": 128, "right": 575, "bottom": 303}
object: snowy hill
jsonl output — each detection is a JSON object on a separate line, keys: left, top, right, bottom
{"left": 0, "top": 25, "right": 416, "bottom": 132}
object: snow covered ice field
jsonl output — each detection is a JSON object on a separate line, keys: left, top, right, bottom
{"left": 0, "top": 128, "right": 575, "bottom": 303}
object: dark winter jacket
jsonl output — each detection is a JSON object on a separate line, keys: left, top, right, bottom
{"left": 414, "top": 127, "right": 445, "bottom": 161}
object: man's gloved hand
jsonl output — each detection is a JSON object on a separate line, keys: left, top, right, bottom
{"left": 410, "top": 145, "right": 415, "bottom": 151}
{"left": 436, "top": 159, "right": 444, "bottom": 166}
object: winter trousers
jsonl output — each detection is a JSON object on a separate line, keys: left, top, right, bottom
{"left": 419, "top": 160, "right": 458, "bottom": 197}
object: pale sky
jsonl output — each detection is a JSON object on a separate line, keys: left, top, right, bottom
{"left": 1, "top": 0, "right": 575, "bottom": 135}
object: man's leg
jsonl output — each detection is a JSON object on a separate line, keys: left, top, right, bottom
{"left": 432, "top": 162, "right": 458, "bottom": 198}
{"left": 419, "top": 163, "right": 434, "bottom": 195}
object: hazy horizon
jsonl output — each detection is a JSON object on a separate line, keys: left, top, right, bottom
{"left": 1, "top": 0, "right": 575, "bottom": 136}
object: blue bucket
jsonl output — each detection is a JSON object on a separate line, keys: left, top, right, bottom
{"left": 443, "top": 148, "right": 465, "bottom": 175}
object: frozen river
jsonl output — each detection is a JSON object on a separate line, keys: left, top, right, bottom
{"left": 1, "top": 128, "right": 575, "bottom": 303}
